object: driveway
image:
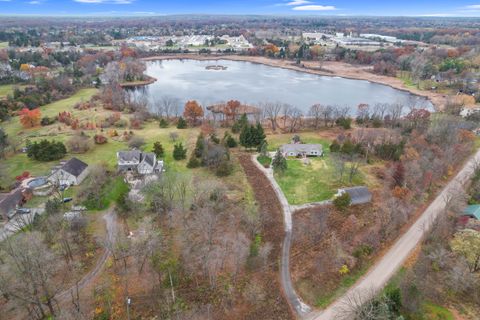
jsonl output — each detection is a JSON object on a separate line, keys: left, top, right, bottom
{"left": 251, "top": 154, "right": 312, "bottom": 316}
{"left": 307, "top": 148, "right": 480, "bottom": 320}
{"left": 56, "top": 210, "right": 117, "bottom": 303}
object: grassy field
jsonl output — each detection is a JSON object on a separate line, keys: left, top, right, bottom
{"left": 0, "top": 42, "right": 8, "bottom": 49}
{"left": 269, "top": 136, "right": 365, "bottom": 205}
{"left": 2, "top": 88, "right": 99, "bottom": 139}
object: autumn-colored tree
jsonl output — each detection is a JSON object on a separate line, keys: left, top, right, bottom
{"left": 183, "top": 100, "right": 204, "bottom": 125}
{"left": 225, "top": 100, "right": 241, "bottom": 123}
{"left": 19, "top": 108, "right": 41, "bottom": 128}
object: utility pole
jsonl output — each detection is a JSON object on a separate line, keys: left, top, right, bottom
{"left": 126, "top": 297, "right": 131, "bottom": 320}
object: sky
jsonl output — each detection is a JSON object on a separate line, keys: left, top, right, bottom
{"left": 1, "top": 0, "right": 480, "bottom": 17}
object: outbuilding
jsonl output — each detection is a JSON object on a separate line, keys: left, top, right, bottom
{"left": 48, "top": 157, "right": 89, "bottom": 186}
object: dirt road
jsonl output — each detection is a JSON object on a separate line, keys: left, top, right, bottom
{"left": 56, "top": 210, "right": 117, "bottom": 303}
{"left": 306, "top": 148, "right": 480, "bottom": 320}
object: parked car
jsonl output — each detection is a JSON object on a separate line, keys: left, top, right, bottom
{"left": 62, "top": 197, "right": 73, "bottom": 203}
{"left": 16, "top": 208, "right": 31, "bottom": 214}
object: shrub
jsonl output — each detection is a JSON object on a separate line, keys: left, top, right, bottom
{"left": 159, "top": 118, "right": 169, "bottom": 128}
{"left": 94, "top": 134, "right": 108, "bottom": 144}
{"left": 330, "top": 140, "right": 341, "bottom": 152}
{"left": 40, "top": 116, "right": 56, "bottom": 126}
{"left": 336, "top": 117, "right": 352, "bottom": 129}
{"left": 173, "top": 143, "right": 187, "bottom": 160}
{"left": 333, "top": 192, "right": 351, "bottom": 210}
{"left": 128, "top": 136, "right": 145, "bottom": 149}
{"left": 27, "top": 140, "right": 66, "bottom": 161}
{"left": 372, "top": 117, "right": 383, "bottom": 128}
{"left": 215, "top": 159, "right": 233, "bottom": 177}
{"left": 67, "top": 134, "right": 91, "bottom": 154}
{"left": 210, "top": 133, "right": 220, "bottom": 144}
{"left": 176, "top": 117, "right": 187, "bottom": 129}
{"left": 187, "top": 155, "right": 201, "bottom": 168}
{"left": 225, "top": 134, "right": 237, "bottom": 148}
{"left": 152, "top": 141, "right": 164, "bottom": 158}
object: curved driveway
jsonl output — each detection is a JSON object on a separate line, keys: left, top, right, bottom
{"left": 251, "top": 155, "right": 312, "bottom": 316}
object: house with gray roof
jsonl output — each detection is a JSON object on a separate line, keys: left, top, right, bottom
{"left": 117, "top": 150, "right": 163, "bottom": 175}
{"left": 336, "top": 186, "right": 372, "bottom": 205}
{"left": 280, "top": 143, "right": 323, "bottom": 157}
{"left": 0, "top": 188, "right": 30, "bottom": 220}
{"left": 48, "top": 157, "right": 89, "bottom": 186}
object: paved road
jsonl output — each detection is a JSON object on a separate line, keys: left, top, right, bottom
{"left": 306, "top": 149, "right": 480, "bottom": 320}
{"left": 56, "top": 210, "right": 117, "bottom": 303}
{"left": 251, "top": 155, "right": 312, "bottom": 316}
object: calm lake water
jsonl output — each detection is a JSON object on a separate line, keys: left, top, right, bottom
{"left": 134, "top": 59, "right": 433, "bottom": 114}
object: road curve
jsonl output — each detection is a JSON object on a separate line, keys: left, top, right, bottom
{"left": 56, "top": 210, "right": 117, "bottom": 303}
{"left": 251, "top": 155, "right": 312, "bottom": 317}
{"left": 306, "top": 149, "right": 480, "bottom": 320}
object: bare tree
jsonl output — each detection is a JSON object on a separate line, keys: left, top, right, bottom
{"left": 262, "top": 102, "right": 282, "bottom": 132}
{"left": 0, "top": 232, "right": 65, "bottom": 319}
{"left": 288, "top": 107, "right": 303, "bottom": 133}
{"left": 309, "top": 104, "right": 323, "bottom": 129}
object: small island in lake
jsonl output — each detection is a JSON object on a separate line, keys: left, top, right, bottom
{"left": 205, "top": 64, "right": 228, "bottom": 70}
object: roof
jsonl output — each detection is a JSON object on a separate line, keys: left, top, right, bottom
{"left": 118, "top": 150, "right": 142, "bottom": 163}
{"left": 141, "top": 152, "right": 156, "bottom": 167}
{"left": 60, "top": 157, "right": 88, "bottom": 177}
{"left": 0, "top": 189, "right": 24, "bottom": 216}
{"left": 280, "top": 144, "right": 323, "bottom": 154}
{"left": 339, "top": 186, "right": 372, "bottom": 205}
{"left": 462, "top": 205, "right": 480, "bottom": 220}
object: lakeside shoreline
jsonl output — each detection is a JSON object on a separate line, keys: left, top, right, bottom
{"left": 142, "top": 54, "right": 447, "bottom": 110}
{"left": 119, "top": 75, "right": 157, "bottom": 88}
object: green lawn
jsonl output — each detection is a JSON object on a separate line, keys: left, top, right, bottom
{"left": 0, "top": 42, "right": 8, "bottom": 49}
{"left": 272, "top": 138, "right": 365, "bottom": 205}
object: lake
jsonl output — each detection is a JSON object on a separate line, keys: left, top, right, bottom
{"left": 133, "top": 59, "right": 433, "bottom": 115}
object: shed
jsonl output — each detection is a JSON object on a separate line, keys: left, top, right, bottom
{"left": 337, "top": 186, "right": 372, "bottom": 205}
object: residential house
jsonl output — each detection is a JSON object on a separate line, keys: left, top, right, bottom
{"left": 0, "top": 188, "right": 31, "bottom": 220}
{"left": 461, "top": 205, "right": 480, "bottom": 220}
{"left": 117, "top": 150, "right": 163, "bottom": 175}
{"left": 336, "top": 186, "right": 372, "bottom": 205}
{"left": 48, "top": 157, "right": 89, "bottom": 186}
{"left": 280, "top": 144, "right": 323, "bottom": 157}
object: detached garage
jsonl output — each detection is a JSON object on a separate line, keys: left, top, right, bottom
{"left": 48, "top": 157, "right": 89, "bottom": 186}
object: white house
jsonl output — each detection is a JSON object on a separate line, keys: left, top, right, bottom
{"left": 280, "top": 144, "right": 323, "bottom": 157}
{"left": 48, "top": 157, "right": 89, "bottom": 186}
{"left": 117, "top": 150, "right": 163, "bottom": 175}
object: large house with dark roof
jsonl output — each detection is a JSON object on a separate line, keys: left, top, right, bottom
{"left": 117, "top": 150, "right": 163, "bottom": 175}
{"left": 48, "top": 157, "right": 89, "bottom": 186}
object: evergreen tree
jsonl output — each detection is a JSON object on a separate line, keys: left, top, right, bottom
{"left": 239, "top": 124, "right": 253, "bottom": 149}
{"left": 152, "top": 141, "right": 165, "bottom": 158}
{"left": 187, "top": 155, "right": 201, "bottom": 168}
{"left": 224, "top": 132, "right": 238, "bottom": 148}
{"left": 253, "top": 122, "right": 266, "bottom": 149}
{"left": 272, "top": 149, "right": 287, "bottom": 173}
{"left": 173, "top": 143, "right": 187, "bottom": 160}
{"left": 159, "top": 118, "right": 169, "bottom": 128}
{"left": 176, "top": 117, "right": 187, "bottom": 129}
{"left": 232, "top": 113, "right": 249, "bottom": 133}
{"left": 194, "top": 133, "right": 205, "bottom": 158}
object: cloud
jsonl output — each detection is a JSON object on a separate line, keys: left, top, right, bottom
{"left": 73, "top": 0, "right": 135, "bottom": 4}
{"left": 292, "top": 5, "right": 336, "bottom": 11}
{"left": 286, "top": 0, "right": 312, "bottom": 5}
{"left": 28, "top": 0, "right": 44, "bottom": 4}
{"left": 464, "top": 4, "right": 480, "bottom": 9}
